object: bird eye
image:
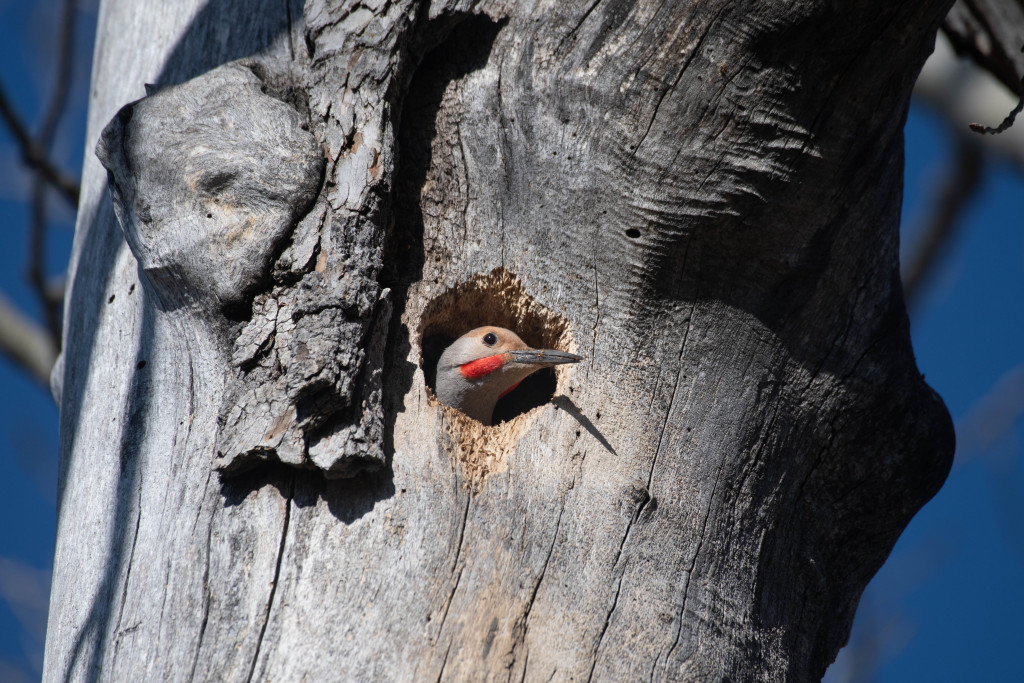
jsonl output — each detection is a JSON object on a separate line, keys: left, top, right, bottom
{"left": 483, "top": 332, "right": 498, "bottom": 346}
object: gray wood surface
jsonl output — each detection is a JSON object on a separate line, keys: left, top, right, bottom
{"left": 46, "top": 1, "right": 958, "bottom": 681}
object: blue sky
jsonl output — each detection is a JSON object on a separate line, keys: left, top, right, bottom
{"left": 1, "top": 3, "right": 1021, "bottom": 681}
{"left": 825, "top": 106, "right": 1024, "bottom": 683}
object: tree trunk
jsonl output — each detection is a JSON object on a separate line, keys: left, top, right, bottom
{"left": 45, "top": 1, "right": 955, "bottom": 681}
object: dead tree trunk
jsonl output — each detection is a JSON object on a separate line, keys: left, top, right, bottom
{"left": 45, "top": 0, "right": 955, "bottom": 681}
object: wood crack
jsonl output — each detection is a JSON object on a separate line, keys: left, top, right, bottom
{"left": 435, "top": 638, "right": 454, "bottom": 683}
{"left": 585, "top": 485, "right": 652, "bottom": 680}
{"left": 591, "top": 239, "right": 600, "bottom": 368}
{"left": 665, "top": 464, "right": 723, "bottom": 664}
{"left": 553, "top": 0, "right": 604, "bottom": 57}
{"left": 451, "top": 493, "right": 471, "bottom": 574}
{"left": 516, "top": 651, "right": 529, "bottom": 683}
{"left": 646, "top": 302, "right": 696, "bottom": 491}
{"left": 586, "top": 575, "right": 623, "bottom": 682}
{"left": 435, "top": 494, "right": 471, "bottom": 642}
{"left": 520, "top": 502, "right": 565, "bottom": 640}
{"left": 112, "top": 501, "right": 143, "bottom": 647}
{"left": 187, "top": 518, "right": 216, "bottom": 682}
{"left": 632, "top": 8, "right": 725, "bottom": 157}
{"left": 245, "top": 479, "right": 293, "bottom": 682}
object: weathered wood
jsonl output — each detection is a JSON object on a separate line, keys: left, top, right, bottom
{"left": 46, "top": 1, "right": 959, "bottom": 681}
{"left": 97, "top": 56, "right": 395, "bottom": 477}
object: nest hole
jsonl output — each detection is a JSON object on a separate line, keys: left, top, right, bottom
{"left": 418, "top": 268, "right": 576, "bottom": 425}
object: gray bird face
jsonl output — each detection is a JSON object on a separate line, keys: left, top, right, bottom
{"left": 434, "top": 326, "right": 581, "bottom": 425}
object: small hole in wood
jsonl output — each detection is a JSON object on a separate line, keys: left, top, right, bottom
{"left": 625, "top": 228, "right": 641, "bottom": 239}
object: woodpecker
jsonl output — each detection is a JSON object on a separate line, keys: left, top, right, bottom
{"left": 435, "top": 326, "right": 582, "bottom": 425}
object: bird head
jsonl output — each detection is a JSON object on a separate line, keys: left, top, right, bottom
{"left": 434, "top": 326, "right": 581, "bottom": 425}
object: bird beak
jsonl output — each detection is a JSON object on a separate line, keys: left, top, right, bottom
{"left": 505, "top": 349, "right": 583, "bottom": 366}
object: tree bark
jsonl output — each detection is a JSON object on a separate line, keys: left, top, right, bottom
{"left": 46, "top": 1, "right": 955, "bottom": 681}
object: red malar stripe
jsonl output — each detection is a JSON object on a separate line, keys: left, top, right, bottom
{"left": 459, "top": 354, "right": 505, "bottom": 379}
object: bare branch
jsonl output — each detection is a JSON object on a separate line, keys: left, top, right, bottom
{"left": 25, "top": 0, "right": 80, "bottom": 348}
{"left": 0, "top": 83, "right": 80, "bottom": 207}
{"left": 956, "top": 364, "right": 1024, "bottom": 461}
{"left": 969, "top": 81, "right": 1024, "bottom": 135}
{"left": 28, "top": 180, "right": 64, "bottom": 346}
{"left": 0, "top": 294, "right": 58, "bottom": 388}
{"left": 942, "top": 1, "right": 1024, "bottom": 134}
{"left": 915, "top": 34, "right": 1024, "bottom": 165}
{"left": 40, "top": 0, "right": 80, "bottom": 147}
{"left": 901, "top": 133, "right": 984, "bottom": 306}
{"left": 904, "top": 32, "right": 1024, "bottom": 306}
{"left": 943, "top": 0, "right": 1024, "bottom": 97}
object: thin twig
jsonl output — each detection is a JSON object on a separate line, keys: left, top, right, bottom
{"left": 969, "top": 78, "right": 1024, "bottom": 135}
{"left": 30, "top": 179, "right": 62, "bottom": 344}
{"left": 41, "top": 0, "right": 79, "bottom": 147}
{"left": 902, "top": 132, "right": 984, "bottom": 306}
{"left": 955, "top": 364, "right": 1024, "bottom": 462}
{"left": 0, "top": 82, "right": 80, "bottom": 206}
{"left": 26, "top": 0, "right": 80, "bottom": 347}
{"left": 0, "top": 294, "right": 58, "bottom": 388}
